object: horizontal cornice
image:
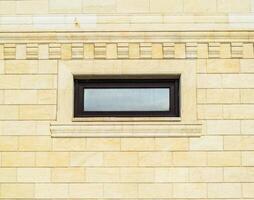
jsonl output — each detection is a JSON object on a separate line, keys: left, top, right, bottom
{"left": 0, "top": 31, "right": 254, "bottom": 43}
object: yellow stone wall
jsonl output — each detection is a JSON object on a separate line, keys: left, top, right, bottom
{"left": 0, "top": 0, "right": 254, "bottom": 199}
{"left": 0, "top": 0, "right": 253, "bottom": 14}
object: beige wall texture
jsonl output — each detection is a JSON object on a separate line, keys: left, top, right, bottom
{"left": 0, "top": 0, "right": 253, "bottom": 14}
{"left": 0, "top": 0, "right": 254, "bottom": 199}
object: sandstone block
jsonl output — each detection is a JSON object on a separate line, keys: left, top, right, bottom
{"left": 242, "top": 152, "right": 254, "bottom": 166}
{"left": 37, "top": 90, "right": 57, "bottom": 104}
{"left": 173, "top": 183, "right": 207, "bottom": 198}
{"left": 197, "top": 74, "right": 222, "bottom": 88}
{"left": 0, "top": 105, "right": 19, "bottom": 120}
{"left": 139, "top": 152, "right": 172, "bottom": 166}
{"left": 208, "top": 183, "right": 242, "bottom": 198}
{"left": 173, "top": 152, "right": 207, "bottom": 166}
{"left": 139, "top": 183, "right": 172, "bottom": 198}
{"left": 0, "top": 75, "right": 21, "bottom": 89}
{"left": 218, "top": 0, "right": 251, "bottom": 12}
{"left": 190, "top": 136, "right": 223, "bottom": 150}
{"left": 71, "top": 152, "right": 103, "bottom": 166}
{"left": 206, "top": 89, "right": 240, "bottom": 103}
{"left": 240, "top": 59, "right": 254, "bottom": 73}
{"left": 52, "top": 138, "right": 86, "bottom": 151}
{"left": 0, "top": 60, "right": 4, "bottom": 74}
{"left": 16, "top": 0, "right": 48, "bottom": 14}
{"left": 0, "top": 136, "right": 18, "bottom": 151}
{"left": 222, "top": 74, "right": 254, "bottom": 88}
{"left": 35, "top": 183, "right": 68, "bottom": 198}
{"left": 36, "top": 152, "right": 70, "bottom": 167}
{"left": 189, "top": 167, "right": 223, "bottom": 182}
{"left": 20, "top": 75, "right": 57, "bottom": 89}
{"left": 38, "top": 60, "right": 57, "bottom": 74}
{"left": 241, "top": 120, "right": 254, "bottom": 134}
{"left": 49, "top": 0, "right": 82, "bottom": 13}
{"left": 2, "top": 152, "right": 35, "bottom": 167}
{"left": 104, "top": 183, "right": 137, "bottom": 198}
{"left": 69, "top": 183, "right": 103, "bottom": 198}
{"left": 86, "top": 138, "right": 120, "bottom": 151}
{"left": 207, "top": 59, "right": 240, "bottom": 73}
{"left": 83, "top": 0, "right": 117, "bottom": 13}
{"left": 207, "top": 152, "right": 241, "bottom": 166}
{"left": 104, "top": 152, "right": 138, "bottom": 166}
{"left": 184, "top": 0, "right": 216, "bottom": 13}
{"left": 150, "top": 0, "right": 183, "bottom": 12}
{"left": 120, "top": 168, "right": 154, "bottom": 182}
{"left": 206, "top": 120, "right": 240, "bottom": 135}
{"left": 0, "top": 90, "right": 3, "bottom": 104}
{"left": 0, "top": 168, "right": 17, "bottom": 182}
{"left": 241, "top": 89, "right": 254, "bottom": 103}
{"left": 223, "top": 105, "right": 254, "bottom": 119}
{"left": 198, "top": 105, "right": 223, "bottom": 119}
{"left": 19, "top": 105, "right": 56, "bottom": 120}
{"left": 1, "top": 121, "right": 50, "bottom": 136}
{"left": 0, "top": 1, "right": 16, "bottom": 14}
{"left": 243, "top": 183, "right": 254, "bottom": 198}
{"left": 17, "top": 168, "right": 50, "bottom": 182}
{"left": 4, "top": 90, "right": 37, "bottom": 104}
{"left": 197, "top": 89, "right": 206, "bottom": 103}
{"left": 121, "top": 138, "right": 154, "bottom": 151}
{"left": 117, "top": 0, "right": 149, "bottom": 13}
{"left": 51, "top": 168, "right": 85, "bottom": 182}
{"left": 86, "top": 167, "right": 120, "bottom": 182}
{"left": 224, "top": 167, "right": 254, "bottom": 182}
{"left": 155, "top": 168, "right": 188, "bottom": 182}
{"left": 19, "top": 136, "right": 51, "bottom": 151}
{"left": 1, "top": 184, "right": 34, "bottom": 198}
{"left": 224, "top": 136, "right": 254, "bottom": 150}
{"left": 155, "top": 138, "right": 189, "bottom": 151}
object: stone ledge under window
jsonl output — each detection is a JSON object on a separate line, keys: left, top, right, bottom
{"left": 50, "top": 122, "right": 202, "bottom": 138}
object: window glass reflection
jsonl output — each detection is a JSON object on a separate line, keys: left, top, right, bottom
{"left": 84, "top": 88, "right": 170, "bottom": 111}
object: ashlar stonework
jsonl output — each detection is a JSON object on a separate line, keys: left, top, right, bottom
{"left": 0, "top": 0, "right": 254, "bottom": 199}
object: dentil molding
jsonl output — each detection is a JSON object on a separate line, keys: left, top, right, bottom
{"left": 0, "top": 31, "right": 253, "bottom": 60}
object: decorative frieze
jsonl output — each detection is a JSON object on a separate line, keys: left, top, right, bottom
{"left": 0, "top": 41, "right": 253, "bottom": 60}
{"left": 0, "top": 32, "right": 254, "bottom": 60}
{"left": 209, "top": 43, "right": 220, "bottom": 58}
{"left": 232, "top": 43, "right": 244, "bottom": 58}
{"left": 117, "top": 43, "right": 129, "bottom": 59}
{"left": 4, "top": 43, "right": 16, "bottom": 60}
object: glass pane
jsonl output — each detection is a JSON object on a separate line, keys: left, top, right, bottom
{"left": 84, "top": 88, "right": 170, "bottom": 111}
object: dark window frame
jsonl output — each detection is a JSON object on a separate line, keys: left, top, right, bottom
{"left": 74, "top": 78, "right": 180, "bottom": 117}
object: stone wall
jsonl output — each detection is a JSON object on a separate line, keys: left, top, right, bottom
{"left": 0, "top": 0, "right": 254, "bottom": 199}
{"left": 0, "top": 0, "right": 253, "bottom": 14}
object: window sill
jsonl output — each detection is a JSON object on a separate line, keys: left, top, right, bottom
{"left": 50, "top": 120, "right": 202, "bottom": 138}
{"left": 72, "top": 117, "right": 182, "bottom": 122}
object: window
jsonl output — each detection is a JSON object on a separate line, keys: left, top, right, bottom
{"left": 52, "top": 60, "right": 201, "bottom": 137}
{"left": 74, "top": 78, "right": 180, "bottom": 117}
